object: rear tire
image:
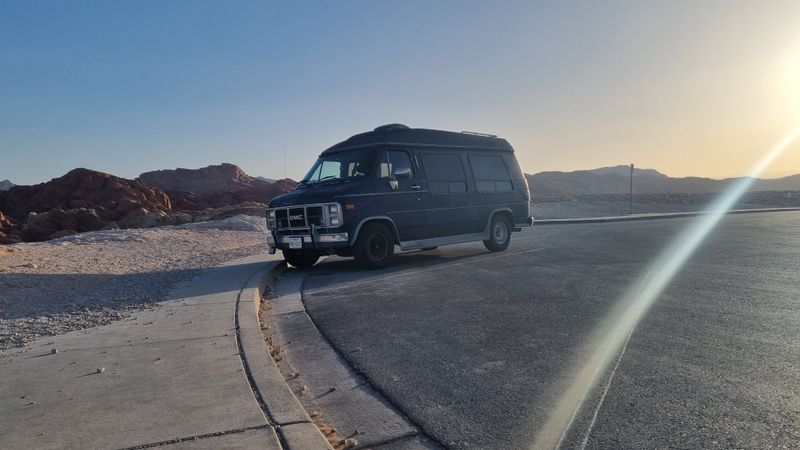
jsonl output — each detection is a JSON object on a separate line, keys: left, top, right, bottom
{"left": 483, "top": 215, "right": 512, "bottom": 252}
{"left": 353, "top": 223, "right": 395, "bottom": 269}
{"left": 283, "top": 249, "right": 320, "bottom": 269}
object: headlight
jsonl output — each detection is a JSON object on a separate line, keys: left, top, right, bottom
{"left": 267, "top": 210, "right": 276, "bottom": 228}
{"left": 327, "top": 203, "right": 341, "bottom": 226}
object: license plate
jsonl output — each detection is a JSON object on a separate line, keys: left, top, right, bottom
{"left": 288, "top": 237, "right": 303, "bottom": 249}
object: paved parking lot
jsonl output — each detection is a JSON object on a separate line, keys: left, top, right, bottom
{"left": 299, "top": 211, "right": 800, "bottom": 449}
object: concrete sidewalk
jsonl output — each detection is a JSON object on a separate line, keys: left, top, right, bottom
{"left": 0, "top": 254, "right": 329, "bottom": 450}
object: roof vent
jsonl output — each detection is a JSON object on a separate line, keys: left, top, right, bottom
{"left": 374, "top": 123, "right": 410, "bottom": 132}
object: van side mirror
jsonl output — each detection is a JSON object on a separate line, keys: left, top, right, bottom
{"left": 393, "top": 167, "right": 412, "bottom": 179}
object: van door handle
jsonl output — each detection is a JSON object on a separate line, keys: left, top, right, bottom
{"left": 410, "top": 185, "right": 421, "bottom": 190}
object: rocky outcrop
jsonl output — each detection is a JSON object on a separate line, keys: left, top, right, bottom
{"left": 166, "top": 179, "right": 296, "bottom": 210}
{"left": 137, "top": 164, "right": 295, "bottom": 210}
{"left": 137, "top": 163, "right": 266, "bottom": 193}
{"left": 0, "top": 164, "right": 294, "bottom": 244}
{"left": 0, "top": 169, "right": 178, "bottom": 242}
{"left": 0, "top": 211, "right": 21, "bottom": 244}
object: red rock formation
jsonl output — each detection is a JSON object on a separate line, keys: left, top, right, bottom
{"left": 136, "top": 163, "right": 266, "bottom": 194}
{"left": 136, "top": 163, "right": 295, "bottom": 210}
{"left": 0, "top": 169, "right": 173, "bottom": 242}
{"left": 166, "top": 178, "right": 297, "bottom": 210}
{"left": 0, "top": 165, "right": 295, "bottom": 243}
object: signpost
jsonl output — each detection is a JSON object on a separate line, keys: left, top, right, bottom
{"left": 629, "top": 163, "right": 634, "bottom": 215}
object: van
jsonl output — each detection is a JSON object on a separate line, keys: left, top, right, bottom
{"left": 266, "top": 124, "right": 533, "bottom": 269}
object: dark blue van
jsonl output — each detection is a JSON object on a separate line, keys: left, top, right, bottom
{"left": 266, "top": 124, "right": 532, "bottom": 268}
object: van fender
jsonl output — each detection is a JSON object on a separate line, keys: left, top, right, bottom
{"left": 350, "top": 216, "right": 401, "bottom": 246}
{"left": 484, "top": 208, "right": 514, "bottom": 236}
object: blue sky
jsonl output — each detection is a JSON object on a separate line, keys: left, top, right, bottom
{"left": 2, "top": 1, "right": 799, "bottom": 185}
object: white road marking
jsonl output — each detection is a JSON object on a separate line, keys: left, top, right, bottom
{"left": 576, "top": 321, "right": 636, "bottom": 450}
{"left": 573, "top": 271, "right": 658, "bottom": 450}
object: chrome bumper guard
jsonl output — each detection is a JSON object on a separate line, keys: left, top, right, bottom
{"left": 268, "top": 228, "right": 349, "bottom": 251}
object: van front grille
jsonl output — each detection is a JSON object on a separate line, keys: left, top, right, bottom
{"left": 306, "top": 206, "right": 324, "bottom": 226}
{"left": 270, "top": 204, "right": 330, "bottom": 230}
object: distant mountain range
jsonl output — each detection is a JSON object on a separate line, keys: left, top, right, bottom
{"left": 0, "top": 180, "right": 14, "bottom": 191}
{"left": 526, "top": 165, "right": 800, "bottom": 196}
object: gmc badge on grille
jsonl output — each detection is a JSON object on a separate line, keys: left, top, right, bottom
{"left": 289, "top": 215, "right": 304, "bottom": 220}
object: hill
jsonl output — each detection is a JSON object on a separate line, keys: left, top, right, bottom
{"left": 137, "top": 163, "right": 266, "bottom": 193}
{"left": 527, "top": 165, "right": 800, "bottom": 196}
{"left": 0, "top": 180, "right": 14, "bottom": 191}
{"left": 136, "top": 163, "right": 295, "bottom": 210}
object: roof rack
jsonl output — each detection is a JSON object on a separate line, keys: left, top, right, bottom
{"left": 460, "top": 130, "right": 497, "bottom": 138}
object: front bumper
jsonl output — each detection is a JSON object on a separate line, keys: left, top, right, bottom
{"left": 268, "top": 231, "right": 349, "bottom": 251}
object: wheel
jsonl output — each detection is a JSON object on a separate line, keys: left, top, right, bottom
{"left": 483, "top": 214, "right": 512, "bottom": 252}
{"left": 353, "top": 222, "right": 395, "bottom": 269}
{"left": 283, "top": 249, "right": 320, "bottom": 269}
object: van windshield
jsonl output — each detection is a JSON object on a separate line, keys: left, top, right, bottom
{"left": 298, "top": 149, "right": 375, "bottom": 186}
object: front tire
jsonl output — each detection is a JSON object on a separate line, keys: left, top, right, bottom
{"left": 483, "top": 215, "right": 512, "bottom": 252}
{"left": 353, "top": 223, "right": 395, "bottom": 269}
{"left": 283, "top": 249, "right": 320, "bottom": 269}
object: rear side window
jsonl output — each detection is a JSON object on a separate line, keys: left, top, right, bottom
{"left": 469, "top": 155, "right": 512, "bottom": 192}
{"left": 421, "top": 153, "right": 467, "bottom": 194}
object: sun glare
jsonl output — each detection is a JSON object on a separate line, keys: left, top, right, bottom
{"left": 532, "top": 124, "right": 800, "bottom": 450}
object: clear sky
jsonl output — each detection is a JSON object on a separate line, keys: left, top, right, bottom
{"left": 1, "top": 0, "right": 799, "bottom": 185}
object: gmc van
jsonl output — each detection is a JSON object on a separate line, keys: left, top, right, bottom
{"left": 266, "top": 124, "right": 532, "bottom": 268}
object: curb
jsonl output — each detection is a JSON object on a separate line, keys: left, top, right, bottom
{"left": 265, "top": 270, "right": 439, "bottom": 450}
{"left": 533, "top": 207, "right": 800, "bottom": 225}
{"left": 236, "top": 260, "right": 334, "bottom": 450}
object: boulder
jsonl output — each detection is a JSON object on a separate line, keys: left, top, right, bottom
{"left": 21, "top": 209, "right": 79, "bottom": 242}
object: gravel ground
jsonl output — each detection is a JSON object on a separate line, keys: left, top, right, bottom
{"left": 0, "top": 215, "right": 269, "bottom": 350}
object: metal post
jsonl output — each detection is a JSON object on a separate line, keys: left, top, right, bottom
{"left": 283, "top": 144, "right": 287, "bottom": 193}
{"left": 629, "top": 163, "right": 634, "bottom": 215}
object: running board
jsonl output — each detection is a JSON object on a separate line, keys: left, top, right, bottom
{"left": 399, "top": 231, "right": 489, "bottom": 251}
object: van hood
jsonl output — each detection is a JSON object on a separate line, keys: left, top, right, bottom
{"left": 268, "top": 180, "right": 366, "bottom": 207}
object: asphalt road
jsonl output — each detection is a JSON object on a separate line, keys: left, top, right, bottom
{"left": 299, "top": 211, "right": 800, "bottom": 449}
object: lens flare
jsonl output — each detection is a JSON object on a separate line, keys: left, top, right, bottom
{"left": 533, "top": 124, "right": 800, "bottom": 450}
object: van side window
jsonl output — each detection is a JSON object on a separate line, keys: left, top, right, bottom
{"left": 421, "top": 153, "right": 467, "bottom": 194}
{"left": 378, "top": 150, "right": 414, "bottom": 178}
{"left": 469, "top": 155, "right": 512, "bottom": 192}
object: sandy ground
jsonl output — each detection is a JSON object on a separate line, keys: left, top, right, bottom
{"left": 0, "top": 215, "right": 269, "bottom": 350}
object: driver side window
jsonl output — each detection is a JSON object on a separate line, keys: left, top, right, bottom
{"left": 378, "top": 150, "right": 414, "bottom": 178}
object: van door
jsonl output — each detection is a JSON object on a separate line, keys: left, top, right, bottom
{"left": 375, "top": 149, "right": 430, "bottom": 242}
{"left": 419, "top": 151, "right": 474, "bottom": 237}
